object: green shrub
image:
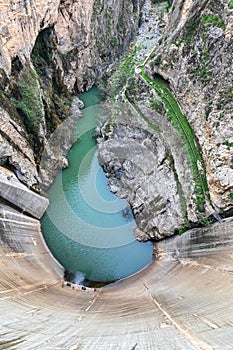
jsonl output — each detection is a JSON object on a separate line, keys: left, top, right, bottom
{"left": 227, "top": 86, "right": 233, "bottom": 98}
{"left": 116, "top": 23, "right": 123, "bottom": 29}
{"left": 178, "top": 227, "right": 188, "bottom": 235}
{"left": 229, "top": 0, "right": 233, "bottom": 9}
{"left": 183, "top": 18, "right": 200, "bottom": 44}
{"left": 109, "top": 48, "right": 137, "bottom": 95}
{"left": 222, "top": 141, "right": 233, "bottom": 148}
{"left": 152, "top": 0, "right": 166, "bottom": 3}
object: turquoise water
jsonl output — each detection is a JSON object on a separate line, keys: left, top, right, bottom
{"left": 41, "top": 87, "right": 153, "bottom": 282}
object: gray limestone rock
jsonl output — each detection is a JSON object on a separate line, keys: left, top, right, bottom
{"left": 98, "top": 118, "right": 185, "bottom": 240}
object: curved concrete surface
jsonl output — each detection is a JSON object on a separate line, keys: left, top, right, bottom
{"left": 1, "top": 203, "right": 233, "bottom": 349}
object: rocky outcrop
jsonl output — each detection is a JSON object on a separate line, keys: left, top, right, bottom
{"left": 55, "top": 0, "right": 143, "bottom": 92}
{"left": 0, "top": 103, "right": 38, "bottom": 186}
{"left": 98, "top": 2, "right": 197, "bottom": 240}
{"left": 98, "top": 100, "right": 188, "bottom": 240}
{"left": 0, "top": 0, "right": 59, "bottom": 74}
{"left": 148, "top": 0, "right": 233, "bottom": 214}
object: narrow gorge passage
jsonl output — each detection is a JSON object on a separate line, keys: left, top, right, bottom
{"left": 41, "top": 87, "right": 153, "bottom": 283}
{"left": 0, "top": 0, "right": 233, "bottom": 348}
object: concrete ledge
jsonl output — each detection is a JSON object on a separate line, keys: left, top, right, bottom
{"left": 0, "top": 167, "right": 49, "bottom": 219}
{"left": 159, "top": 218, "right": 233, "bottom": 259}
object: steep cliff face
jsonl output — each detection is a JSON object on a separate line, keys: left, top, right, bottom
{"left": 0, "top": 0, "right": 59, "bottom": 74}
{"left": 55, "top": 0, "right": 142, "bottom": 92}
{"left": 0, "top": 0, "right": 143, "bottom": 189}
{"left": 148, "top": 0, "right": 233, "bottom": 214}
{"left": 0, "top": 0, "right": 141, "bottom": 90}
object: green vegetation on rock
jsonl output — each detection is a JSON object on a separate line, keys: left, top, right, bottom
{"left": 11, "top": 65, "right": 43, "bottom": 131}
{"left": 182, "top": 13, "right": 224, "bottom": 47}
{"left": 149, "top": 99, "right": 163, "bottom": 113}
{"left": 125, "top": 92, "right": 160, "bottom": 133}
{"left": 140, "top": 67, "right": 209, "bottom": 213}
{"left": 201, "top": 14, "right": 225, "bottom": 30}
{"left": 151, "top": 0, "right": 167, "bottom": 3}
{"left": 229, "top": 0, "right": 233, "bottom": 9}
{"left": 182, "top": 18, "right": 200, "bottom": 44}
{"left": 109, "top": 47, "right": 137, "bottom": 96}
{"left": 31, "top": 27, "right": 72, "bottom": 132}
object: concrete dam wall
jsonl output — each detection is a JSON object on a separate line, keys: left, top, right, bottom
{"left": 0, "top": 170, "right": 233, "bottom": 349}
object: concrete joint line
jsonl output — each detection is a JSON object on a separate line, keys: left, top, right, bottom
{"left": 143, "top": 283, "right": 213, "bottom": 350}
{"left": 0, "top": 217, "right": 39, "bottom": 226}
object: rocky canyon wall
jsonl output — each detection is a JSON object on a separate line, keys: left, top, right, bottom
{"left": 98, "top": 0, "right": 233, "bottom": 240}
{"left": 0, "top": 0, "right": 143, "bottom": 189}
{"left": 148, "top": 0, "right": 233, "bottom": 214}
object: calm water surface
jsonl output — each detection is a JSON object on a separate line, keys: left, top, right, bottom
{"left": 41, "top": 87, "right": 153, "bottom": 282}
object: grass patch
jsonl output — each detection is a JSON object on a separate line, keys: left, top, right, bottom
{"left": 178, "top": 227, "right": 189, "bottom": 235}
{"left": 201, "top": 14, "right": 225, "bottom": 30}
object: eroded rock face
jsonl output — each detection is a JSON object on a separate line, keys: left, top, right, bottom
{"left": 0, "top": 0, "right": 142, "bottom": 92}
{"left": 0, "top": 0, "right": 59, "bottom": 74}
{"left": 55, "top": 0, "right": 143, "bottom": 92}
{"left": 97, "top": 0, "right": 233, "bottom": 240}
{"left": 0, "top": 105, "right": 38, "bottom": 186}
{"left": 148, "top": 0, "right": 233, "bottom": 213}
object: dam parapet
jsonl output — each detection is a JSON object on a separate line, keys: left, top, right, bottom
{"left": 62, "top": 281, "right": 97, "bottom": 293}
{"left": 0, "top": 166, "right": 49, "bottom": 219}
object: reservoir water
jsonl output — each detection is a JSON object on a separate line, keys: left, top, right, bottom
{"left": 41, "top": 87, "right": 153, "bottom": 282}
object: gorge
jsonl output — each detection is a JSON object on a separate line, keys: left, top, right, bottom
{"left": 0, "top": 0, "right": 233, "bottom": 348}
{"left": 41, "top": 87, "right": 153, "bottom": 283}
